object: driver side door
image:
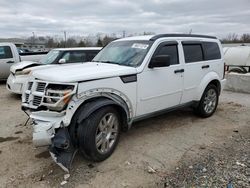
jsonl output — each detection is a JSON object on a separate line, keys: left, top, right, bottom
{"left": 0, "top": 46, "right": 15, "bottom": 79}
{"left": 136, "top": 41, "right": 184, "bottom": 116}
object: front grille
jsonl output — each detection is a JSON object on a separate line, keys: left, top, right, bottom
{"left": 33, "top": 96, "right": 42, "bottom": 106}
{"left": 25, "top": 94, "right": 29, "bottom": 103}
{"left": 28, "top": 82, "right": 33, "bottom": 90}
{"left": 36, "top": 82, "right": 46, "bottom": 92}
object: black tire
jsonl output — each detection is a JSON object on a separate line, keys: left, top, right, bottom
{"left": 77, "top": 106, "right": 121, "bottom": 162}
{"left": 68, "top": 105, "right": 92, "bottom": 160}
{"left": 194, "top": 84, "right": 219, "bottom": 118}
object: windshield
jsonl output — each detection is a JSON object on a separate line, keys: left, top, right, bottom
{"left": 93, "top": 40, "right": 153, "bottom": 67}
{"left": 39, "top": 50, "right": 60, "bottom": 64}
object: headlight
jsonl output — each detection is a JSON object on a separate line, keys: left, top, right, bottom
{"left": 44, "top": 84, "right": 75, "bottom": 111}
{"left": 15, "top": 69, "right": 31, "bottom": 76}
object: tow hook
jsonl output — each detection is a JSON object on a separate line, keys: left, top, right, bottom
{"left": 49, "top": 128, "right": 77, "bottom": 172}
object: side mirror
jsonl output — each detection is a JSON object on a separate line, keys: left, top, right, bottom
{"left": 58, "top": 59, "right": 66, "bottom": 64}
{"left": 149, "top": 55, "right": 171, "bottom": 68}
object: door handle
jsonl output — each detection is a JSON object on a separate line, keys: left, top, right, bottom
{"left": 6, "top": 61, "right": 15, "bottom": 64}
{"left": 202, "top": 65, "right": 210, "bottom": 69}
{"left": 174, "top": 69, "right": 184, "bottom": 74}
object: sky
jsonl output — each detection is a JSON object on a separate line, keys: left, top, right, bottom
{"left": 0, "top": 0, "right": 249, "bottom": 39}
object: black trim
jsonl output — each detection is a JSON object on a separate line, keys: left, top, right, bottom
{"left": 150, "top": 34, "right": 217, "bottom": 41}
{"left": 120, "top": 74, "right": 137, "bottom": 83}
{"left": 19, "top": 52, "right": 48, "bottom": 56}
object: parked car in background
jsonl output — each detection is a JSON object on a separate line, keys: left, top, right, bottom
{"left": 21, "top": 34, "right": 226, "bottom": 172}
{"left": 7, "top": 47, "right": 101, "bottom": 94}
{"left": 0, "top": 43, "right": 47, "bottom": 80}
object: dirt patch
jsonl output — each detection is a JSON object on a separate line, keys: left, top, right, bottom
{"left": 162, "top": 126, "right": 250, "bottom": 188}
{"left": 14, "top": 131, "right": 23, "bottom": 134}
{"left": 35, "top": 151, "right": 51, "bottom": 159}
{"left": 0, "top": 136, "right": 19, "bottom": 143}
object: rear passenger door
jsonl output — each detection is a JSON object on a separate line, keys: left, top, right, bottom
{"left": 181, "top": 41, "right": 221, "bottom": 103}
{"left": 0, "top": 46, "right": 15, "bottom": 79}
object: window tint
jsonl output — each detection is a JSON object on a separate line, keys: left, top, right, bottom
{"left": 0, "top": 46, "right": 13, "bottom": 59}
{"left": 183, "top": 44, "right": 203, "bottom": 63}
{"left": 61, "top": 51, "right": 87, "bottom": 63}
{"left": 155, "top": 44, "right": 179, "bottom": 65}
{"left": 203, "top": 42, "right": 221, "bottom": 60}
{"left": 87, "top": 50, "right": 100, "bottom": 61}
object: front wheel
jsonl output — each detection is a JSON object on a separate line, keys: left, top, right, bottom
{"left": 77, "top": 106, "right": 121, "bottom": 162}
{"left": 194, "top": 84, "right": 219, "bottom": 118}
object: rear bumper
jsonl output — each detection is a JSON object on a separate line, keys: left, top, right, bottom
{"left": 6, "top": 74, "right": 28, "bottom": 94}
{"left": 221, "top": 79, "right": 227, "bottom": 91}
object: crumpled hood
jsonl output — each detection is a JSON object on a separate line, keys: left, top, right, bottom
{"left": 32, "top": 62, "right": 137, "bottom": 83}
{"left": 10, "top": 61, "right": 41, "bottom": 73}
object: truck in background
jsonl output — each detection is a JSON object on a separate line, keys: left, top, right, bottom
{"left": 0, "top": 43, "right": 47, "bottom": 80}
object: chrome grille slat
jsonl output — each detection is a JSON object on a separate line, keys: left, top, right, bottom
{"left": 28, "top": 82, "right": 33, "bottom": 90}
{"left": 33, "top": 96, "right": 42, "bottom": 106}
{"left": 36, "top": 82, "right": 46, "bottom": 92}
{"left": 25, "top": 94, "right": 29, "bottom": 103}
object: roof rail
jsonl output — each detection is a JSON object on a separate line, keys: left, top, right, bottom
{"left": 150, "top": 34, "right": 217, "bottom": 41}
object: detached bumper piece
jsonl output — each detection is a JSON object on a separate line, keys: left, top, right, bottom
{"left": 49, "top": 128, "right": 77, "bottom": 172}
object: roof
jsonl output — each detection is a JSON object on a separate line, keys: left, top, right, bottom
{"left": 117, "top": 33, "right": 217, "bottom": 42}
{"left": 53, "top": 47, "right": 102, "bottom": 51}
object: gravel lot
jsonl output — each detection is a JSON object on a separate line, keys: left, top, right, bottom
{"left": 0, "top": 81, "right": 249, "bottom": 188}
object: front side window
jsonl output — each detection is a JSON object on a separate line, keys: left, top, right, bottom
{"left": 61, "top": 51, "right": 87, "bottom": 63}
{"left": 154, "top": 44, "right": 179, "bottom": 65}
{"left": 0, "top": 46, "right": 13, "bottom": 59}
{"left": 93, "top": 40, "right": 153, "bottom": 67}
{"left": 183, "top": 44, "right": 203, "bottom": 63}
{"left": 40, "top": 50, "right": 60, "bottom": 64}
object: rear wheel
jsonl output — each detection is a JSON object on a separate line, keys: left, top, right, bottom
{"left": 77, "top": 106, "right": 121, "bottom": 161}
{"left": 195, "top": 84, "right": 219, "bottom": 118}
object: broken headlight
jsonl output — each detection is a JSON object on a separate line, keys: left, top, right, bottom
{"left": 44, "top": 84, "right": 75, "bottom": 111}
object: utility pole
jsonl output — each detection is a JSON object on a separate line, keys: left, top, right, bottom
{"left": 32, "top": 32, "right": 35, "bottom": 51}
{"left": 64, "top": 31, "right": 67, "bottom": 48}
{"left": 122, "top": 30, "right": 126, "bottom": 38}
{"left": 189, "top": 29, "right": 193, "bottom": 34}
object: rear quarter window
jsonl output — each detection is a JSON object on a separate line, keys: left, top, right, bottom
{"left": 0, "top": 46, "right": 13, "bottom": 59}
{"left": 202, "top": 42, "right": 221, "bottom": 60}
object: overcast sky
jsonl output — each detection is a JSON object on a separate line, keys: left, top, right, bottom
{"left": 0, "top": 0, "right": 249, "bottom": 39}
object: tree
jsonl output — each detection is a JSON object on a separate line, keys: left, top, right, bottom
{"left": 78, "top": 40, "right": 86, "bottom": 47}
{"left": 96, "top": 38, "right": 103, "bottom": 47}
{"left": 241, "top": 33, "right": 250, "bottom": 43}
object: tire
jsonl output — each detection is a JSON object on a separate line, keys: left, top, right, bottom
{"left": 195, "top": 84, "right": 219, "bottom": 118}
{"left": 68, "top": 105, "right": 91, "bottom": 160}
{"left": 228, "top": 67, "right": 247, "bottom": 74}
{"left": 77, "top": 106, "right": 121, "bottom": 162}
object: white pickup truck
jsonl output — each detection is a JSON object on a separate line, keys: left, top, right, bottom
{"left": 22, "top": 34, "right": 226, "bottom": 172}
{"left": 0, "top": 43, "right": 47, "bottom": 80}
{"left": 7, "top": 47, "right": 101, "bottom": 94}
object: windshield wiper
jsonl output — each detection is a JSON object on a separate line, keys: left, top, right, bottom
{"left": 92, "top": 60, "right": 120, "bottom": 65}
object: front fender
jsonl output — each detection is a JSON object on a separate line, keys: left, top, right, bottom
{"left": 62, "top": 89, "right": 133, "bottom": 127}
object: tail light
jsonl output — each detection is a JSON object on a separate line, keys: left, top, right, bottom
{"left": 223, "top": 63, "right": 226, "bottom": 79}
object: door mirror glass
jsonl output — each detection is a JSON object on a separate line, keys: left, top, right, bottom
{"left": 149, "top": 55, "right": 171, "bottom": 68}
{"left": 58, "top": 58, "right": 66, "bottom": 64}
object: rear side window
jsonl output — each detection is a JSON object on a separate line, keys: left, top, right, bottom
{"left": 0, "top": 46, "right": 13, "bottom": 59}
{"left": 183, "top": 44, "right": 203, "bottom": 63}
{"left": 203, "top": 42, "right": 221, "bottom": 60}
{"left": 154, "top": 44, "right": 179, "bottom": 65}
{"left": 61, "top": 51, "right": 87, "bottom": 63}
{"left": 87, "top": 50, "right": 100, "bottom": 61}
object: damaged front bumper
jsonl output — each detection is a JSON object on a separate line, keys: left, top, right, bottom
{"left": 29, "top": 110, "right": 77, "bottom": 172}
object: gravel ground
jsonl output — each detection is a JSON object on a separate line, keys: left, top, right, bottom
{"left": 162, "top": 126, "right": 250, "bottom": 187}
{"left": 0, "top": 81, "right": 249, "bottom": 188}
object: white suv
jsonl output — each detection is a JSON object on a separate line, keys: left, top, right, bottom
{"left": 22, "top": 34, "right": 226, "bottom": 171}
